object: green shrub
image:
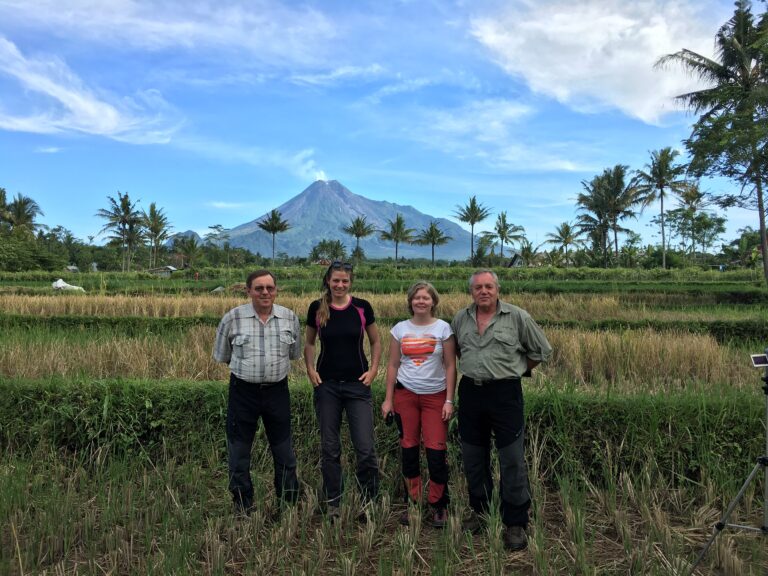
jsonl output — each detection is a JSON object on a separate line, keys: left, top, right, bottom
{"left": 2, "top": 378, "right": 762, "bottom": 492}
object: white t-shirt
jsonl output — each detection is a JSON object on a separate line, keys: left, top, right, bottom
{"left": 390, "top": 318, "right": 453, "bottom": 394}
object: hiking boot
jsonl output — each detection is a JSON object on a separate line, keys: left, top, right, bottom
{"left": 432, "top": 508, "right": 448, "bottom": 529}
{"left": 327, "top": 505, "right": 341, "bottom": 524}
{"left": 503, "top": 525, "right": 528, "bottom": 552}
{"left": 233, "top": 500, "right": 254, "bottom": 518}
{"left": 461, "top": 510, "right": 484, "bottom": 534}
{"left": 398, "top": 509, "right": 410, "bottom": 526}
{"left": 356, "top": 510, "right": 370, "bottom": 525}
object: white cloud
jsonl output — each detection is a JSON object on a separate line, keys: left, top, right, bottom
{"left": 470, "top": 0, "right": 728, "bottom": 124}
{"left": 0, "top": 37, "right": 182, "bottom": 142}
{"left": 176, "top": 137, "right": 324, "bottom": 181}
{"left": 366, "top": 77, "right": 436, "bottom": 105}
{"left": 291, "top": 64, "right": 385, "bottom": 86}
{"left": 424, "top": 98, "right": 533, "bottom": 144}
{"left": 409, "top": 98, "right": 590, "bottom": 171}
{"left": 0, "top": 0, "right": 336, "bottom": 66}
{"left": 35, "top": 146, "right": 62, "bottom": 153}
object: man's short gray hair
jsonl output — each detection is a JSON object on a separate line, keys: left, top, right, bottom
{"left": 469, "top": 269, "right": 500, "bottom": 290}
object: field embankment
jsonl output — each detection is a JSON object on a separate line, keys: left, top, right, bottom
{"left": 1, "top": 272, "right": 766, "bottom": 574}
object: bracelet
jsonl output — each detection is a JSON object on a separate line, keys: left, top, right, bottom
{"left": 444, "top": 400, "right": 454, "bottom": 404}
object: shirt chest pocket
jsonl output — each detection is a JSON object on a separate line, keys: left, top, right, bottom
{"left": 493, "top": 330, "right": 522, "bottom": 353}
{"left": 232, "top": 334, "right": 256, "bottom": 359}
{"left": 279, "top": 331, "right": 295, "bottom": 345}
{"left": 277, "top": 330, "right": 295, "bottom": 356}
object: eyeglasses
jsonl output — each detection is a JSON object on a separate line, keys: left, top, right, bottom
{"left": 252, "top": 285, "right": 276, "bottom": 293}
{"left": 330, "top": 261, "right": 353, "bottom": 271}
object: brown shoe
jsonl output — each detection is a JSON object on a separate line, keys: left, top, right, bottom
{"left": 461, "top": 511, "right": 484, "bottom": 534}
{"left": 503, "top": 525, "right": 528, "bottom": 551}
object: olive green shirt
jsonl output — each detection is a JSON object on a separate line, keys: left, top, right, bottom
{"left": 451, "top": 300, "right": 552, "bottom": 380}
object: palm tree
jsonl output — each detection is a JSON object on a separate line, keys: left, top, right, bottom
{"left": 379, "top": 213, "right": 414, "bottom": 263}
{"left": 633, "top": 148, "right": 688, "bottom": 268}
{"left": 474, "top": 233, "right": 498, "bottom": 267}
{"left": 601, "top": 165, "right": 643, "bottom": 259}
{"left": 7, "top": 193, "right": 45, "bottom": 236}
{"left": 518, "top": 239, "right": 542, "bottom": 267}
{"left": 657, "top": 1, "right": 768, "bottom": 282}
{"left": 578, "top": 167, "right": 642, "bottom": 265}
{"left": 174, "top": 236, "right": 200, "bottom": 268}
{"left": 484, "top": 211, "right": 526, "bottom": 259}
{"left": 124, "top": 222, "right": 145, "bottom": 270}
{"left": 668, "top": 182, "right": 724, "bottom": 256}
{"left": 545, "top": 222, "right": 583, "bottom": 266}
{"left": 0, "top": 187, "right": 11, "bottom": 230}
{"left": 543, "top": 248, "right": 565, "bottom": 267}
{"left": 96, "top": 191, "right": 143, "bottom": 272}
{"left": 257, "top": 209, "right": 290, "bottom": 264}
{"left": 413, "top": 221, "right": 453, "bottom": 266}
{"left": 342, "top": 216, "right": 376, "bottom": 263}
{"left": 143, "top": 203, "right": 172, "bottom": 268}
{"left": 453, "top": 196, "right": 492, "bottom": 261}
{"left": 205, "top": 224, "right": 231, "bottom": 270}
{"left": 310, "top": 239, "right": 347, "bottom": 261}
{"left": 576, "top": 174, "right": 611, "bottom": 267}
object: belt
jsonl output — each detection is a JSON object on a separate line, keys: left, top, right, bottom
{"left": 462, "top": 376, "right": 521, "bottom": 387}
{"left": 232, "top": 374, "right": 288, "bottom": 388}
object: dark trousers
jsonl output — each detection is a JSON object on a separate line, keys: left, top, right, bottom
{"left": 458, "top": 376, "right": 530, "bottom": 527}
{"left": 314, "top": 379, "right": 379, "bottom": 506}
{"left": 226, "top": 373, "right": 299, "bottom": 510}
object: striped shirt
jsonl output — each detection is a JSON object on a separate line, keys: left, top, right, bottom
{"left": 213, "top": 303, "right": 301, "bottom": 383}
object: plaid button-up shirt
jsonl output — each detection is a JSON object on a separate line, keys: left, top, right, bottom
{"left": 213, "top": 303, "right": 301, "bottom": 383}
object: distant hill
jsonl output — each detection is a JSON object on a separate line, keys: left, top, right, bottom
{"left": 166, "top": 230, "right": 202, "bottom": 246}
{"left": 226, "top": 180, "right": 472, "bottom": 260}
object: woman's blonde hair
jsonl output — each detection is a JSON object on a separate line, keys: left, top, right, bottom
{"left": 406, "top": 281, "right": 439, "bottom": 316}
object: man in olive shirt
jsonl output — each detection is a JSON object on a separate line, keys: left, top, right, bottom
{"left": 452, "top": 269, "right": 552, "bottom": 551}
{"left": 213, "top": 269, "right": 301, "bottom": 515}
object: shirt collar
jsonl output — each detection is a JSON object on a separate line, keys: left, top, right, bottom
{"left": 469, "top": 299, "right": 508, "bottom": 317}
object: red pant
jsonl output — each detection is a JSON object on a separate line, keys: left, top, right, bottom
{"left": 394, "top": 385, "right": 449, "bottom": 508}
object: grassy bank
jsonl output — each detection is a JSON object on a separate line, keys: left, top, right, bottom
{"left": 1, "top": 378, "right": 766, "bottom": 575}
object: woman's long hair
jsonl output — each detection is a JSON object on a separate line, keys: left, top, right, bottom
{"left": 316, "top": 262, "right": 354, "bottom": 328}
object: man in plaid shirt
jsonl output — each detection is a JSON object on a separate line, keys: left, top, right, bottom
{"left": 214, "top": 269, "right": 302, "bottom": 515}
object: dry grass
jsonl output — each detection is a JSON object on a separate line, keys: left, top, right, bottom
{"left": 0, "top": 324, "right": 759, "bottom": 392}
{"left": 2, "top": 421, "right": 765, "bottom": 575}
{"left": 2, "top": 284, "right": 764, "bottom": 574}
{"left": 1, "top": 292, "right": 762, "bottom": 321}
{"left": 544, "top": 328, "right": 752, "bottom": 393}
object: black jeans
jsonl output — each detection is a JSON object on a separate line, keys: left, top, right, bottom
{"left": 458, "top": 376, "right": 530, "bottom": 527}
{"left": 226, "top": 373, "right": 299, "bottom": 509}
{"left": 314, "top": 379, "right": 379, "bottom": 507}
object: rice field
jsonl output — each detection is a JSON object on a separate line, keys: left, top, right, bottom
{"left": 2, "top": 292, "right": 766, "bottom": 322}
{"left": 0, "top": 324, "right": 761, "bottom": 394}
{"left": 1, "top": 278, "right": 767, "bottom": 575}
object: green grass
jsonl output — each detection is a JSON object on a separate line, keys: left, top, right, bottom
{"left": 2, "top": 389, "right": 766, "bottom": 575}
{"left": 1, "top": 268, "right": 766, "bottom": 573}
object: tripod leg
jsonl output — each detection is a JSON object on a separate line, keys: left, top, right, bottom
{"left": 688, "top": 461, "right": 764, "bottom": 575}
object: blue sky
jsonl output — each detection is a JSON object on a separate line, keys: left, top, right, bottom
{"left": 0, "top": 0, "right": 757, "bottom": 249}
